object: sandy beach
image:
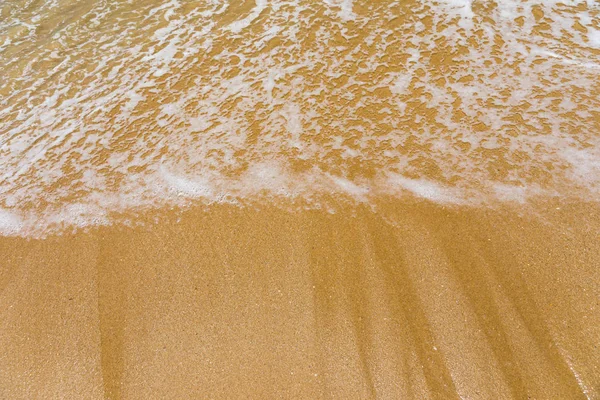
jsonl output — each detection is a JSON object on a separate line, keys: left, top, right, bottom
{"left": 1, "top": 199, "right": 598, "bottom": 399}
{"left": 2, "top": 0, "right": 600, "bottom": 398}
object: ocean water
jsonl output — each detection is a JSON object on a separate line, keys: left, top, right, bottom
{"left": 1, "top": 0, "right": 599, "bottom": 235}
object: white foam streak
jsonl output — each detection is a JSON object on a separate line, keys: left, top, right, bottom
{"left": 385, "top": 174, "right": 466, "bottom": 205}
{"left": 227, "top": 0, "right": 268, "bottom": 33}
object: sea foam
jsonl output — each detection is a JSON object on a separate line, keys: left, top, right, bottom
{"left": 1, "top": 0, "right": 599, "bottom": 236}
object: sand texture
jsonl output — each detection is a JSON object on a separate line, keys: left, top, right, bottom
{"left": 1, "top": 200, "right": 599, "bottom": 399}
{"left": 2, "top": 0, "right": 600, "bottom": 398}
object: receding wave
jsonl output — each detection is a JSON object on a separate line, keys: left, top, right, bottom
{"left": 1, "top": 0, "right": 599, "bottom": 236}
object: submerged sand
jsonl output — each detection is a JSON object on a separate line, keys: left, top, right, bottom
{"left": 0, "top": 199, "right": 598, "bottom": 399}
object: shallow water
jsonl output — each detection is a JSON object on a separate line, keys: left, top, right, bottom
{"left": 1, "top": 0, "right": 599, "bottom": 235}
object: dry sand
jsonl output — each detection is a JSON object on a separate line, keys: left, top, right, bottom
{"left": 1, "top": 199, "right": 599, "bottom": 399}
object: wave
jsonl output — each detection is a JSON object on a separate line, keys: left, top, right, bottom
{"left": 1, "top": 0, "right": 599, "bottom": 236}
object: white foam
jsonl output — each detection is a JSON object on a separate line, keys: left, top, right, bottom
{"left": 328, "top": 175, "right": 369, "bottom": 198}
{"left": 385, "top": 174, "right": 465, "bottom": 204}
{"left": 589, "top": 29, "right": 600, "bottom": 48}
{"left": 1, "top": 0, "right": 600, "bottom": 237}
{"left": 389, "top": 73, "right": 412, "bottom": 95}
{"left": 227, "top": 0, "right": 268, "bottom": 33}
{"left": 491, "top": 184, "right": 532, "bottom": 204}
{"left": 322, "top": 0, "right": 356, "bottom": 21}
{"left": 440, "top": 0, "right": 474, "bottom": 29}
{"left": 160, "top": 167, "right": 215, "bottom": 198}
{"left": 241, "top": 161, "right": 293, "bottom": 195}
{"left": 0, "top": 209, "right": 22, "bottom": 236}
{"left": 561, "top": 147, "right": 600, "bottom": 193}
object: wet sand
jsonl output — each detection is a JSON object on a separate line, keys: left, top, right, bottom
{"left": 2, "top": 0, "right": 600, "bottom": 398}
{"left": 1, "top": 199, "right": 599, "bottom": 399}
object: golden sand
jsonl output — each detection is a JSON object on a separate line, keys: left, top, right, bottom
{"left": 2, "top": 0, "right": 600, "bottom": 398}
{"left": 1, "top": 199, "right": 598, "bottom": 399}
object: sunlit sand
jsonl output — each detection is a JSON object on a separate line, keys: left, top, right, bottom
{"left": 1, "top": 0, "right": 599, "bottom": 398}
